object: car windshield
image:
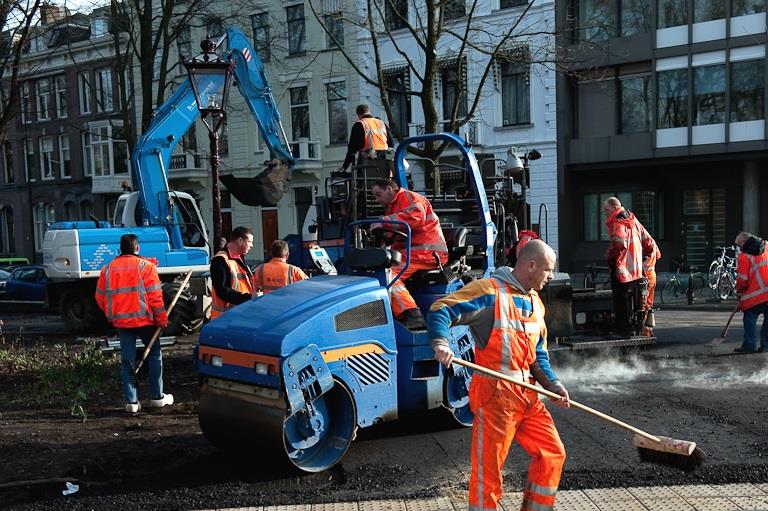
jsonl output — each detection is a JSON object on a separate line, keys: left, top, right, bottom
{"left": 0, "top": 270, "right": 10, "bottom": 279}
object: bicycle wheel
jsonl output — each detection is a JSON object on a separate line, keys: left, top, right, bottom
{"left": 661, "top": 278, "right": 686, "bottom": 305}
{"left": 691, "top": 274, "right": 708, "bottom": 302}
{"left": 716, "top": 273, "right": 734, "bottom": 301}
{"left": 707, "top": 260, "right": 721, "bottom": 289}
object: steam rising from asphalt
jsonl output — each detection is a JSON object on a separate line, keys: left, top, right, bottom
{"left": 554, "top": 354, "right": 768, "bottom": 395}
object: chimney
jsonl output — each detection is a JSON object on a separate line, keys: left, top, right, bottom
{"left": 40, "top": 3, "right": 63, "bottom": 26}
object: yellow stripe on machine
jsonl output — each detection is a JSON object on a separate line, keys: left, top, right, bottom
{"left": 321, "top": 343, "right": 385, "bottom": 362}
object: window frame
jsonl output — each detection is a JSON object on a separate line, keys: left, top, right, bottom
{"left": 78, "top": 71, "right": 91, "bottom": 115}
{"left": 251, "top": 13, "right": 271, "bottom": 62}
{"left": 326, "top": 80, "right": 348, "bottom": 144}
{"left": 39, "top": 136, "right": 54, "bottom": 180}
{"left": 36, "top": 78, "right": 51, "bottom": 121}
{"left": 286, "top": 5, "right": 306, "bottom": 56}
{"left": 59, "top": 134, "right": 71, "bottom": 179}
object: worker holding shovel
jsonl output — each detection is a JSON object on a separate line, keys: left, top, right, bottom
{"left": 428, "top": 240, "right": 569, "bottom": 511}
{"left": 96, "top": 234, "right": 172, "bottom": 414}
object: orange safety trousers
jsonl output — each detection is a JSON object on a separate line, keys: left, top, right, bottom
{"left": 469, "top": 378, "right": 565, "bottom": 511}
{"left": 644, "top": 269, "right": 657, "bottom": 311}
{"left": 388, "top": 261, "right": 435, "bottom": 317}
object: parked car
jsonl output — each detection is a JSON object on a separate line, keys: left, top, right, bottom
{"left": 0, "top": 257, "right": 30, "bottom": 272}
{"left": 4, "top": 265, "right": 47, "bottom": 303}
{"left": 0, "top": 269, "right": 10, "bottom": 295}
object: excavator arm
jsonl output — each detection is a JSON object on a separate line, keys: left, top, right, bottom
{"left": 129, "top": 26, "right": 295, "bottom": 250}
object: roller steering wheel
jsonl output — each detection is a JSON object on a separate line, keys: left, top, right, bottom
{"left": 370, "top": 225, "right": 408, "bottom": 246}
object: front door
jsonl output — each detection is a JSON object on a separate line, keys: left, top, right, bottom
{"left": 682, "top": 189, "right": 726, "bottom": 269}
{"left": 261, "top": 208, "right": 279, "bottom": 260}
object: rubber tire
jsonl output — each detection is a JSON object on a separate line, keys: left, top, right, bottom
{"left": 60, "top": 290, "right": 108, "bottom": 333}
{"left": 707, "top": 261, "right": 721, "bottom": 289}
{"left": 162, "top": 281, "right": 201, "bottom": 336}
{"left": 660, "top": 279, "right": 684, "bottom": 305}
{"left": 717, "top": 273, "right": 734, "bottom": 301}
{"left": 691, "top": 274, "right": 707, "bottom": 302}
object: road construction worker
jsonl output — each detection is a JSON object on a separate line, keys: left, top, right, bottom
{"left": 338, "top": 104, "right": 393, "bottom": 172}
{"left": 429, "top": 239, "right": 570, "bottom": 511}
{"left": 603, "top": 196, "right": 646, "bottom": 336}
{"left": 507, "top": 229, "right": 539, "bottom": 267}
{"left": 640, "top": 229, "right": 661, "bottom": 337}
{"left": 252, "top": 239, "right": 308, "bottom": 294}
{"left": 372, "top": 178, "right": 448, "bottom": 330}
{"left": 95, "top": 234, "right": 171, "bottom": 414}
{"left": 734, "top": 231, "right": 768, "bottom": 353}
{"left": 210, "top": 226, "right": 254, "bottom": 319}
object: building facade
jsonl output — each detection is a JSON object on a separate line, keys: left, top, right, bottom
{"left": 0, "top": 6, "right": 129, "bottom": 262}
{"left": 557, "top": 0, "right": 767, "bottom": 273}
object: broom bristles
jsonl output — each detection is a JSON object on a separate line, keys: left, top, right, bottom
{"left": 637, "top": 445, "right": 706, "bottom": 472}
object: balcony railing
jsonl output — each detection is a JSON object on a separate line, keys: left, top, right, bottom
{"left": 407, "top": 120, "right": 483, "bottom": 147}
{"left": 289, "top": 138, "right": 321, "bottom": 160}
{"left": 167, "top": 152, "right": 206, "bottom": 181}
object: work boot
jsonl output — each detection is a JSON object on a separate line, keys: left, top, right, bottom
{"left": 734, "top": 346, "right": 759, "bottom": 354}
{"left": 125, "top": 402, "right": 141, "bottom": 414}
{"left": 148, "top": 394, "right": 174, "bottom": 408}
{"left": 398, "top": 308, "right": 427, "bottom": 331}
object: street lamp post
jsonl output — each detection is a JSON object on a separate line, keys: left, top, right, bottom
{"left": 506, "top": 146, "right": 541, "bottom": 231}
{"left": 184, "top": 37, "right": 234, "bottom": 251}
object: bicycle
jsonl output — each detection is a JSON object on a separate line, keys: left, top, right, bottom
{"left": 715, "top": 268, "right": 738, "bottom": 300}
{"left": 707, "top": 245, "right": 737, "bottom": 290}
{"left": 660, "top": 258, "right": 708, "bottom": 305}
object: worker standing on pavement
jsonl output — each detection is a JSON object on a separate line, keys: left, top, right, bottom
{"left": 429, "top": 240, "right": 569, "bottom": 511}
{"left": 640, "top": 228, "right": 661, "bottom": 337}
{"left": 372, "top": 178, "right": 448, "bottom": 330}
{"left": 734, "top": 231, "right": 768, "bottom": 353}
{"left": 603, "top": 197, "right": 645, "bottom": 336}
{"left": 338, "top": 104, "right": 393, "bottom": 172}
{"left": 95, "top": 234, "right": 172, "bottom": 414}
{"left": 210, "top": 226, "right": 255, "bottom": 319}
{"left": 252, "top": 239, "right": 308, "bottom": 294}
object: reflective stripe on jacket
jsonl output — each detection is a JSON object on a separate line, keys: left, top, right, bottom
{"left": 211, "top": 250, "right": 254, "bottom": 319}
{"left": 358, "top": 117, "right": 388, "bottom": 153}
{"left": 95, "top": 254, "right": 167, "bottom": 329}
{"left": 382, "top": 188, "right": 448, "bottom": 266}
{"left": 736, "top": 251, "right": 768, "bottom": 310}
{"left": 253, "top": 258, "right": 308, "bottom": 293}
{"left": 605, "top": 208, "right": 644, "bottom": 283}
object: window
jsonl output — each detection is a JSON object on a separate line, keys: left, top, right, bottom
{"left": 286, "top": 5, "right": 306, "bottom": 55}
{"left": 731, "top": 59, "right": 765, "bottom": 122}
{"left": 21, "top": 83, "right": 31, "bottom": 124}
{"left": 84, "top": 124, "right": 129, "bottom": 177}
{"left": 207, "top": 18, "right": 225, "bottom": 38}
{"left": 583, "top": 191, "right": 661, "bottom": 241}
{"left": 327, "top": 81, "right": 347, "bottom": 144}
{"left": 33, "top": 203, "right": 55, "bottom": 252}
{"left": 441, "top": 61, "right": 467, "bottom": 127}
{"left": 0, "top": 206, "right": 12, "bottom": 253}
{"left": 385, "top": 0, "right": 408, "bottom": 30}
{"left": 445, "top": 0, "right": 466, "bottom": 19}
{"left": 80, "top": 200, "right": 93, "bottom": 219}
{"left": 54, "top": 75, "right": 67, "bottom": 118}
{"left": 63, "top": 201, "right": 77, "bottom": 221}
{"left": 694, "top": 0, "right": 725, "bottom": 22}
{"left": 78, "top": 71, "right": 91, "bottom": 114}
{"left": 620, "top": 74, "right": 651, "bottom": 133}
{"left": 384, "top": 68, "right": 411, "bottom": 137}
{"left": 251, "top": 13, "right": 270, "bottom": 61}
{"left": 177, "top": 26, "right": 192, "bottom": 58}
{"left": 621, "top": 0, "right": 651, "bottom": 36}
{"left": 657, "top": 68, "right": 688, "bottom": 128}
{"left": 500, "top": 54, "right": 530, "bottom": 126}
{"left": 500, "top": 0, "right": 528, "bottom": 9}
{"left": 324, "top": 13, "right": 344, "bottom": 48}
{"left": 82, "top": 131, "right": 92, "bottom": 176}
{"left": 39, "top": 136, "right": 54, "bottom": 180}
{"left": 3, "top": 142, "right": 13, "bottom": 184}
{"left": 24, "top": 138, "right": 35, "bottom": 182}
{"left": 658, "top": 0, "right": 688, "bottom": 28}
{"left": 290, "top": 86, "right": 310, "bottom": 140}
{"left": 95, "top": 68, "right": 113, "bottom": 112}
{"left": 36, "top": 78, "right": 50, "bottom": 121}
{"left": 579, "top": 0, "right": 615, "bottom": 42}
{"left": 693, "top": 64, "right": 725, "bottom": 125}
{"left": 733, "top": 0, "right": 767, "bottom": 16}
{"left": 92, "top": 18, "right": 108, "bottom": 36}
{"left": 59, "top": 134, "right": 71, "bottom": 178}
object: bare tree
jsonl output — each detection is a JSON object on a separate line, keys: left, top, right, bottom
{"left": 0, "top": 0, "right": 43, "bottom": 144}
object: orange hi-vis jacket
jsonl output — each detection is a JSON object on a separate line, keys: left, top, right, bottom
{"left": 358, "top": 117, "right": 388, "bottom": 154}
{"left": 736, "top": 249, "right": 768, "bottom": 310}
{"left": 253, "top": 257, "right": 308, "bottom": 294}
{"left": 211, "top": 250, "right": 254, "bottom": 319}
{"left": 605, "top": 208, "right": 644, "bottom": 283}
{"left": 382, "top": 188, "right": 448, "bottom": 266}
{"left": 95, "top": 254, "right": 167, "bottom": 329}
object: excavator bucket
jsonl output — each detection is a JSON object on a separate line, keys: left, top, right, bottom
{"left": 221, "top": 159, "right": 291, "bottom": 207}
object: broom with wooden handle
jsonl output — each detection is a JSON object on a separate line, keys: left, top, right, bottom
{"left": 452, "top": 358, "right": 705, "bottom": 472}
{"left": 707, "top": 303, "right": 740, "bottom": 347}
{"left": 134, "top": 271, "right": 193, "bottom": 374}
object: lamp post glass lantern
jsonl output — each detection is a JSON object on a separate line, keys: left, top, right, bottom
{"left": 184, "top": 37, "right": 234, "bottom": 251}
{"left": 505, "top": 146, "right": 541, "bottom": 231}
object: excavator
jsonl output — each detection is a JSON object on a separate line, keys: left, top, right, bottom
{"left": 42, "top": 27, "right": 294, "bottom": 335}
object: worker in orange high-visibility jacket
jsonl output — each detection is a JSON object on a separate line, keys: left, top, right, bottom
{"left": 429, "top": 240, "right": 570, "bottom": 511}
{"left": 338, "top": 104, "right": 393, "bottom": 172}
{"left": 210, "top": 226, "right": 255, "bottom": 319}
{"left": 252, "top": 239, "right": 308, "bottom": 294}
{"left": 734, "top": 231, "right": 768, "bottom": 353}
{"left": 603, "top": 196, "right": 646, "bottom": 336}
{"left": 95, "top": 234, "right": 171, "bottom": 414}
{"left": 371, "top": 178, "right": 448, "bottom": 330}
{"left": 640, "top": 227, "right": 661, "bottom": 337}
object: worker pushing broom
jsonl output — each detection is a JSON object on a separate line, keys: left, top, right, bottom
{"left": 428, "top": 240, "right": 703, "bottom": 511}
